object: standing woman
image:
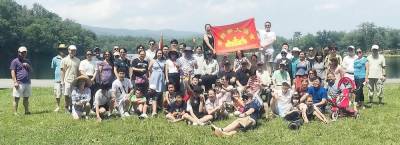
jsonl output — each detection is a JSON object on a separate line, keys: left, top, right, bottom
{"left": 294, "top": 51, "right": 310, "bottom": 92}
{"left": 233, "top": 50, "right": 251, "bottom": 72}
{"left": 165, "top": 50, "right": 181, "bottom": 92}
{"left": 312, "top": 51, "right": 325, "bottom": 83}
{"left": 79, "top": 50, "right": 98, "bottom": 106}
{"left": 97, "top": 51, "right": 115, "bottom": 87}
{"left": 203, "top": 24, "right": 215, "bottom": 56}
{"left": 148, "top": 49, "right": 166, "bottom": 116}
{"left": 354, "top": 48, "right": 367, "bottom": 109}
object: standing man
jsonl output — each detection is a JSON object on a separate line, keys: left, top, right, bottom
{"left": 366, "top": 45, "right": 386, "bottom": 105}
{"left": 146, "top": 39, "right": 157, "bottom": 61}
{"left": 113, "top": 48, "right": 130, "bottom": 78}
{"left": 61, "top": 45, "right": 81, "bottom": 112}
{"left": 259, "top": 21, "right": 276, "bottom": 73}
{"left": 51, "top": 44, "right": 67, "bottom": 112}
{"left": 10, "top": 46, "right": 32, "bottom": 115}
{"left": 342, "top": 46, "right": 357, "bottom": 80}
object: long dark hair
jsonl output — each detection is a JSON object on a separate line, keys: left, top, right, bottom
{"left": 153, "top": 49, "right": 164, "bottom": 60}
{"left": 103, "top": 50, "right": 114, "bottom": 67}
{"left": 235, "top": 50, "right": 245, "bottom": 59}
{"left": 315, "top": 51, "right": 324, "bottom": 63}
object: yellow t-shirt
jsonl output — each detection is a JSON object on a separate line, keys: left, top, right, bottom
{"left": 61, "top": 55, "right": 81, "bottom": 83}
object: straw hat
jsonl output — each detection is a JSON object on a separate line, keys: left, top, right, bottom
{"left": 72, "top": 75, "right": 92, "bottom": 88}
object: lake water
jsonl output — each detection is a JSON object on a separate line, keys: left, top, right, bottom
{"left": 386, "top": 56, "right": 400, "bottom": 78}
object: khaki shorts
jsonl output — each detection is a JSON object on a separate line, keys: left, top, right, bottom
{"left": 238, "top": 116, "right": 256, "bottom": 129}
{"left": 63, "top": 82, "right": 73, "bottom": 96}
{"left": 12, "top": 83, "right": 31, "bottom": 98}
{"left": 54, "top": 82, "right": 63, "bottom": 98}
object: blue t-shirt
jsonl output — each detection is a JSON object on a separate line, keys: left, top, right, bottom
{"left": 51, "top": 55, "right": 63, "bottom": 82}
{"left": 245, "top": 99, "right": 262, "bottom": 120}
{"left": 291, "top": 57, "right": 299, "bottom": 78}
{"left": 307, "top": 86, "right": 327, "bottom": 104}
{"left": 354, "top": 57, "right": 367, "bottom": 79}
{"left": 168, "top": 102, "right": 187, "bottom": 113}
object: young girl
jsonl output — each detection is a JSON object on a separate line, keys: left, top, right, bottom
{"left": 300, "top": 95, "right": 329, "bottom": 124}
{"left": 130, "top": 89, "right": 148, "bottom": 119}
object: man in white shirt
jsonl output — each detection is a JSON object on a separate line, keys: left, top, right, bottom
{"left": 259, "top": 21, "right": 276, "bottom": 73}
{"left": 146, "top": 39, "right": 157, "bottom": 62}
{"left": 366, "top": 45, "right": 386, "bottom": 105}
{"left": 111, "top": 69, "right": 134, "bottom": 117}
{"left": 193, "top": 46, "right": 205, "bottom": 75}
{"left": 274, "top": 43, "right": 293, "bottom": 63}
{"left": 342, "top": 46, "right": 357, "bottom": 80}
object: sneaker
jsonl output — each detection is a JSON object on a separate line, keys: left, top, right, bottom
{"left": 54, "top": 107, "right": 60, "bottom": 112}
{"left": 151, "top": 113, "right": 157, "bottom": 117}
{"left": 139, "top": 114, "right": 148, "bottom": 119}
{"left": 192, "top": 122, "right": 198, "bottom": 126}
{"left": 85, "top": 116, "right": 89, "bottom": 120}
{"left": 123, "top": 112, "right": 130, "bottom": 117}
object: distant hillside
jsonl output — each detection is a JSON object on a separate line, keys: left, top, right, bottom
{"left": 82, "top": 25, "right": 201, "bottom": 38}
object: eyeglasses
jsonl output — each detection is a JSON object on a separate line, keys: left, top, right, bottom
{"left": 357, "top": 51, "right": 362, "bottom": 53}
{"left": 149, "top": 43, "right": 155, "bottom": 46}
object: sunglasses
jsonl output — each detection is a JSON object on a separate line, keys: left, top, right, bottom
{"left": 357, "top": 51, "right": 362, "bottom": 53}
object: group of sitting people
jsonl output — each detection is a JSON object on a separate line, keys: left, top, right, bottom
{"left": 45, "top": 38, "right": 385, "bottom": 137}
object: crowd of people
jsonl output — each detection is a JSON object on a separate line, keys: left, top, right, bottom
{"left": 9, "top": 21, "right": 387, "bottom": 137}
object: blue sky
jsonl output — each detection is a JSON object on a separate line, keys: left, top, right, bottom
{"left": 15, "top": 0, "right": 400, "bottom": 38}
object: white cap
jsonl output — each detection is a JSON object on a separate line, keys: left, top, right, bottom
{"left": 308, "top": 47, "right": 314, "bottom": 51}
{"left": 113, "top": 46, "right": 119, "bottom": 49}
{"left": 292, "top": 47, "right": 301, "bottom": 52}
{"left": 348, "top": 45, "right": 355, "bottom": 49}
{"left": 18, "top": 46, "right": 27, "bottom": 52}
{"left": 281, "top": 49, "right": 288, "bottom": 53}
{"left": 113, "top": 51, "right": 120, "bottom": 56}
{"left": 371, "top": 45, "right": 379, "bottom": 50}
{"left": 68, "top": 45, "right": 77, "bottom": 50}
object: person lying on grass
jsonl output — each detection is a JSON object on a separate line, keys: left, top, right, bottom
{"left": 71, "top": 76, "right": 92, "bottom": 120}
{"left": 299, "top": 95, "right": 329, "bottom": 124}
{"left": 130, "top": 89, "right": 148, "bottom": 119}
{"left": 211, "top": 92, "right": 261, "bottom": 137}
{"left": 94, "top": 83, "right": 114, "bottom": 122}
{"left": 166, "top": 95, "right": 188, "bottom": 123}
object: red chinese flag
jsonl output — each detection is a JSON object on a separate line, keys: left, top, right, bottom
{"left": 211, "top": 18, "right": 260, "bottom": 54}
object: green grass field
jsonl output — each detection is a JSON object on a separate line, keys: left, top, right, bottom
{"left": 1, "top": 84, "right": 400, "bottom": 145}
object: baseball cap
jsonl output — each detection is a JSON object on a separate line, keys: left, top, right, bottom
{"left": 348, "top": 45, "right": 355, "bottom": 49}
{"left": 18, "top": 46, "right": 27, "bottom": 52}
{"left": 68, "top": 45, "right": 77, "bottom": 50}
{"left": 58, "top": 44, "right": 66, "bottom": 49}
{"left": 371, "top": 45, "right": 379, "bottom": 50}
{"left": 292, "top": 47, "right": 300, "bottom": 52}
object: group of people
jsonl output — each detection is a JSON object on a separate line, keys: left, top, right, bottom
{"left": 10, "top": 21, "right": 386, "bottom": 137}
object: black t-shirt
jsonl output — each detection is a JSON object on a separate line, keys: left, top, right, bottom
{"left": 168, "top": 102, "right": 186, "bottom": 113}
{"left": 189, "top": 96, "right": 202, "bottom": 116}
{"left": 245, "top": 99, "right": 261, "bottom": 120}
{"left": 236, "top": 69, "right": 250, "bottom": 86}
{"left": 114, "top": 58, "right": 130, "bottom": 78}
{"left": 131, "top": 58, "right": 148, "bottom": 77}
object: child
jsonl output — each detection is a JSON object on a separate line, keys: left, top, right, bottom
{"left": 300, "top": 95, "right": 329, "bottom": 124}
{"left": 94, "top": 84, "right": 113, "bottom": 122}
{"left": 111, "top": 69, "right": 133, "bottom": 117}
{"left": 166, "top": 95, "right": 187, "bottom": 123}
{"left": 130, "top": 89, "right": 148, "bottom": 119}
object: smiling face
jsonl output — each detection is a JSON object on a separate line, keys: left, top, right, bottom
{"left": 312, "top": 78, "right": 321, "bottom": 88}
{"left": 139, "top": 50, "right": 146, "bottom": 60}
{"left": 156, "top": 50, "right": 163, "bottom": 59}
{"left": 208, "top": 90, "right": 216, "bottom": 102}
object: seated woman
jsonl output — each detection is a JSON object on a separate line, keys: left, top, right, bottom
{"left": 166, "top": 95, "right": 187, "bottom": 123}
{"left": 231, "top": 89, "right": 244, "bottom": 116}
{"left": 271, "top": 82, "right": 294, "bottom": 117}
{"left": 211, "top": 93, "right": 261, "bottom": 137}
{"left": 246, "top": 69, "right": 262, "bottom": 103}
{"left": 301, "top": 77, "right": 328, "bottom": 111}
{"left": 93, "top": 83, "right": 114, "bottom": 122}
{"left": 296, "top": 79, "right": 309, "bottom": 97}
{"left": 299, "top": 95, "right": 329, "bottom": 124}
{"left": 307, "top": 69, "right": 318, "bottom": 86}
{"left": 130, "top": 89, "right": 148, "bottom": 119}
{"left": 283, "top": 93, "right": 303, "bottom": 130}
{"left": 71, "top": 76, "right": 92, "bottom": 120}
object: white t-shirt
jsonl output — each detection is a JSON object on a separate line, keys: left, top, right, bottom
{"left": 274, "top": 52, "right": 293, "bottom": 62}
{"left": 201, "top": 59, "right": 219, "bottom": 75}
{"left": 342, "top": 55, "right": 357, "bottom": 73}
{"left": 146, "top": 49, "right": 156, "bottom": 62}
{"left": 79, "top": 59, "right": 97, "bottom": 76}
{"left": 259, "top": 31, "right": 276, "bottom": 62}
{"left": 166, "top": 59, "right": 179, "bottom": 73}
{"left": 275, "top": 90, "right": 293, "bottom": 117}
{"left": 94, "top": 89, "right": 112, "bottom": 106}
{"left": 193, "top": 54, "right": 205, "bottom": 75}
{"left": 111, "top": 78, "right": 133, "bottom": 100}
{"left": 367, "top": 55, "right": 386, "bottom": 78}
{"left": 205, "top": 99, "right": 219, "bottom": 112}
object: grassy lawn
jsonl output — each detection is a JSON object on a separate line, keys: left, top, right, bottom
{"left": 1, "top": 84, "right": 400, "bottom": 145}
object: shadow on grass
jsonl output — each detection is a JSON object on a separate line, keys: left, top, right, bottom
{"left": 31, "top": 110, "right": 52, "bottom": 115}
